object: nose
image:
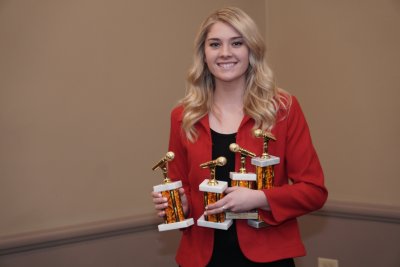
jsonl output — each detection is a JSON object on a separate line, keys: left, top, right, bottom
{"left": 219, "top": 43, "right": 232, "bottom": 57}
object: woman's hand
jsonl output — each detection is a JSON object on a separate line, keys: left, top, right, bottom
{"left": 204, "top": 186, "right": 269, "bottom": 216}
{"left": 151, "top": 188, "right": 189, "bottom": 217}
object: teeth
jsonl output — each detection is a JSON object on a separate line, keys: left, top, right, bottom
{"left": 218, "top": 63, "right": 235, "bottom": 69}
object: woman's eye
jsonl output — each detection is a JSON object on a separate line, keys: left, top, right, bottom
{"left": 232, "top": 41, "right": 243, "bottom": 47}
{"left": 209, "top": 42, "right": 220, "bottom": 48}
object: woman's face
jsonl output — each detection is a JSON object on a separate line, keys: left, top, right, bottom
{"left": 204, "top": 21, "right": 250, "bottom": 85}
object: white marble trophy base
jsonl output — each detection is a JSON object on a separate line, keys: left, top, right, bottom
{"left": 199, "top": 179, "right": 228, "bottom": 193}
{"left": 153, "top": 180, "right": 182, "bottom": 192}
{"left": 158, "top": 218, "right": 194, "bottom": 231}
{"left": 197, "top": 215, "right": 233, "bottom": 230}
{"left": 229, "top": 172, "right": 257, "bottom": 181}
{"left": 225, "top": 211, "right": 258, "bottom": 220}
{"left": 251, "top": 156, "right": 280, "bottom": 167}
{"left": 247, "top": 219, "right": 269, "bottom": 228}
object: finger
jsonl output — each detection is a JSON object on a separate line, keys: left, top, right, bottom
{"left": 152, "top": 196, "right": 168, "bottom": 204}
{"left": 178, "top": 188, "right": 189, "bottom": 216}
{"left": 225, "top": 186, "right": 239, "bottom": 194}
{"left": 179, "top": 188, "right": 187, "bottom": 201}
{"left": 204, "top": 204, "right": 227, "bottom": 215}
{"left": 155, "top": 202, "right": 169, "bottom": 211}
{"left": 178, "top": 187, "right": 185, "bottom": 195}
{"left": 205, "top": 202, "right": 219, "bottom": 210}
{"left": 157, "top": 210, "right": 166, "bottom": 217}
{"left": 206, "top": 199, "right": 226, "bottom": 211}
{"left": 151, "top": 191, "right": 161, "bottom": 198}
{"left": 221, "top": 205, "right": 228, "bottom": 212}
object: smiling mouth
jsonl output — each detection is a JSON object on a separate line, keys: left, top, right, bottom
{"left": 217, "top": 62, "right": 236, "bottom": 69}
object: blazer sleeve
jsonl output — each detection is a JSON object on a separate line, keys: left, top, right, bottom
{"left": 260, "top": 97, "right": 328, "bottom": 225}
{"left": 167, "top": 107, "right": 193, "bottom": 219}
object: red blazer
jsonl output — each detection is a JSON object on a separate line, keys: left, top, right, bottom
{"left": 168, "top": 96, "right": 328, "bottom": 267}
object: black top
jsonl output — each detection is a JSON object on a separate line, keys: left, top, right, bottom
{"left": 207, "top": 129, "right": 295, "bottom": 267}
{"left": 211, "top": 129, "right": 236, "bottom": 185}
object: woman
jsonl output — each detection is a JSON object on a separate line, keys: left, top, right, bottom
{"left": 152, "top": 7, "right": 327, "bottom": 267}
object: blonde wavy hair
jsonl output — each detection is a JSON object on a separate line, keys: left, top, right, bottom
{"left": 180, "top": 7, "right": 290, "bottom": 142}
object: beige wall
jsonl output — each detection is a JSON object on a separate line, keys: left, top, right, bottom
{"left": 266, "top": 0, "right": 400, "bottom": 206}
{"left": 0, "top": 0, "right": 265, "bottom": 236}
{"left": 1, "top": 1, "right": 399, "bottom": 266}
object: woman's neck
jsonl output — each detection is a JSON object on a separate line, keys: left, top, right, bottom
{"left": 209, "top": 79, "right": 245, "bottom": 134}
{"left": 213, "top": 79, "right": 245, "bottom": 108}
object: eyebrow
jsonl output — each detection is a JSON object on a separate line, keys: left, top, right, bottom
{"left": 206, "top": 36, "right": 243, "bottom": 42}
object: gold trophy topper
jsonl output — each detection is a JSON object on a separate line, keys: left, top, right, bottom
{"left": 229, "top": 143, "right": 256, "bottom": 174}
{"left": 152, "top": 151, "right": 175, "bottom": 184}
{"left": 254, "top": 129, "right": 276, "bottom": 159}
{"left": 200, "top": 157, "right": 227, "bottom": 186}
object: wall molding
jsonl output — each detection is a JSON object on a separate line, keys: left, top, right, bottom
{"left": 314, "top": 199, "right": 400, "bottom": 224}
{"left": 0, "top": 213, "right": 160, "bottom": 256}
{"left": 1, "top": 200, "right": 399, "bottom": 256}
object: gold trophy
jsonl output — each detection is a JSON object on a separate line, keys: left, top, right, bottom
{"left": 197, "top": 157, "right": 233, "bottom": 230}
{"left": 225, "top": 143, "right": 258, "bottom": 220}
{"left": 248, "top": 129, "right": 280, "bottom": 228}
{"left": 152, "top": 151, "right": 194, "bottom": 231}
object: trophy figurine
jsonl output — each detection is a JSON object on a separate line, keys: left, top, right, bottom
{"left": 225, "top": 143, "right": 258, "bottom": 220}
{"left": 197, "top": 157, "right": 233, "bottom": 230}
{"left": 248, "top": 129, "right": 280, "bottom": 228}
{"left": 152, "top": 151, "right": 194, "bottom": 231}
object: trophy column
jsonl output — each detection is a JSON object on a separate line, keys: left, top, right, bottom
{"left": 248, "top": 130, "right": 280, "bottom": 228}
{"left": 197, "top": 157, "right": 233, "bottom": 230}
{"left": 225, "top": 143, "right": 258, "bottom": 220}
{"left": 152, "top": 151, "right": 194, "bottom": 231}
